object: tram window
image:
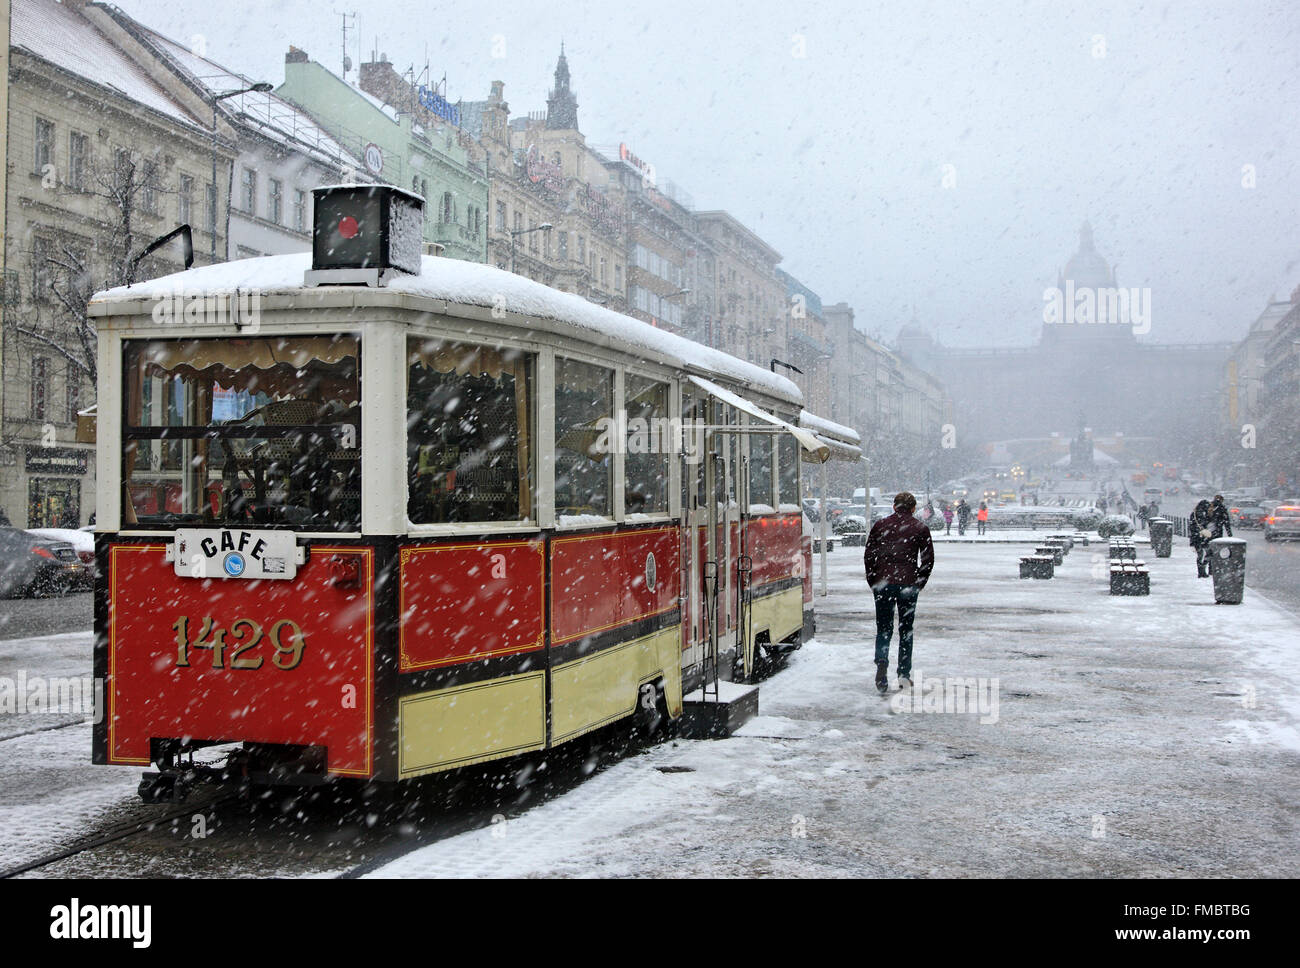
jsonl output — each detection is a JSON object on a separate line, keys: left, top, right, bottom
{"left": 748, "top": 428, "right": 774, "bottom": 511}
{"left": 554, "top": 358, "right": 613, "bottom": 520}
{"left": 682, "top": 390, "right": 706, "bottom": 511}
{"left": 624, "top": 375, "right": 668, "bottom": 515}
{"left": 406, "top": 339, "right": 534, "bottom": 525}
{"left": 121, "top": 336, "right": 361, "bottom": 531}
{"left": 777, "top": 431, "right": 799, "bottom": 508}
{"left": 718, "top": 403, "right": 734, "bottom": 507}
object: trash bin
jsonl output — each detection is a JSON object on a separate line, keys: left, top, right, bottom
{"left": 1208, "top": 537, "right": 1246, "bottom": 604}
{"left": 1149, "top": 518, "right": 1172, "bottom": 558}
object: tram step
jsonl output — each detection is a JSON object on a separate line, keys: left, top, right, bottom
{"left": 679, "top": 681, "right": 760, "bottom": 739}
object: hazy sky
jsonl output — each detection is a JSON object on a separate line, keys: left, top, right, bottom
{"left": 117, "top": 0, "right": 1300, "bottom": 347}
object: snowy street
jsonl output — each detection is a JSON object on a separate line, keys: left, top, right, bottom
{"left": 369, "top": 538, "right": 1300, "bottom": 877}
{"left": 3, "top": 537, "right": 1296, "bottom": 878}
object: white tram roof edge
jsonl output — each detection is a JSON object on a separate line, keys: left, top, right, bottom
{"left": 90, "top": 252, "right": 804, "bottom": 408}
{"left": 797, "top": 410, "right": 860, "bottom": 446}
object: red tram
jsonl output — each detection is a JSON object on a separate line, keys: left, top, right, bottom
{"left": 89, "top": 185, "right": 858, "bottom": 798}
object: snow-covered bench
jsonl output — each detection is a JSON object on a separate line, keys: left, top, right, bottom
{"left": 1019, "top": 554, "right": 1054, "bottom": 579}
{"left": 1109, "top": 559, "right": 1149, "bottom": 595}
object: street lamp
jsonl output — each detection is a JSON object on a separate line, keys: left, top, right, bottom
{"left": 210, "top": 82, "right": 273, "bottom": 264}
{"left": 510, "top": 222, "right": 553, "bottom": 275}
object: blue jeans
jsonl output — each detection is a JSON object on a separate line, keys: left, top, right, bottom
{"left": 873, "top": 584, "right": 920, "bottom": 677}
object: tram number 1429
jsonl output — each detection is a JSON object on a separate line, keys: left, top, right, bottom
{"left": 172, "top": 616, "right": 307, "bottom": 671}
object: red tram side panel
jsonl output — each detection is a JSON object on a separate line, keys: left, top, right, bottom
{"left": 550, "top": 526, "right": 680, "bottom": 643}
{"left": 398, "top": 540, "right": 545, "bottom": 670}
{"left": 101, "top": 544, "right": 375, "bottom": 777}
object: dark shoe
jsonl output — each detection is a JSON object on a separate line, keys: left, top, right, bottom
{"left": 875, "top": 662, "right": 889, "bottom": 693}
{"left": 897, "top": 675, "right": 913, "bottom": 690}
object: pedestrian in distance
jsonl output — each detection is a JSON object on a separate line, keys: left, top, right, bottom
{"left": 976, "top": 501, "right": 989, "bottom": 535}
{"left": 1138, "top": 504, "right": 1149, "bottom": 530}
{"left": 1211, "top": 494, "right": 1234, "bottom": 539}
{"left": 942, "top": 502, "right": 954, "bottom": 535}
{"left": 956, "top": 498, "right": 970, "bottom": 536}
{"left": 1190, "top": 499, "right": 1214, "bottom": 578}
{"left": 864, "top": 491, "right": 935, "bottom": 694}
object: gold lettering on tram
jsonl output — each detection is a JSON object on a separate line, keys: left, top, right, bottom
{"left": 171, "top": 616, "right": 306, "bottom": 671}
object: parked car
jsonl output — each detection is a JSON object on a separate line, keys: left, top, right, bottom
{"left": 1229, "top": 505, "right": 1268, "bottom": 530}
{"left": 26, "top": 527, "right": 96, "bottom": 588}
{"left": 0, "top": 528, "right": 86, "bottom": 597}
{"left": 1143, "top": 487, "right": 1164, "bottom": 501}
{"left": 1264, "top": 506, "right": 1300, "bottom": 541}
{"left": 833, "top": 505, "right": 869, "bottom": 534}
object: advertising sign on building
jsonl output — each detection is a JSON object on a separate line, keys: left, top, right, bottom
{"left": 417, "top": 84, "right": 461, "bottom": 126}
{"left": 25, "top": 446, "right": 89, "bottom": 476}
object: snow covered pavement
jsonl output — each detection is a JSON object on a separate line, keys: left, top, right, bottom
{"left": 2, "top": 539, "right": 1297, "bottom": 878}
{"left": 371, "top": 539, "right": 1300, "bottom": 878}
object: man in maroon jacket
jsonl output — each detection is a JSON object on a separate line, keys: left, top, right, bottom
{"left": 864, "top": 491, "right": 935, "bottom": 693}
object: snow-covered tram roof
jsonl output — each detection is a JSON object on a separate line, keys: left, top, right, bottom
{"left": 90, "top": 253, "right": 803, "bottom": 407}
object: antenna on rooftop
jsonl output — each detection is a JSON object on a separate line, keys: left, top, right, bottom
{"left": 341, "top": 12, "right": 356, "bottom": 80}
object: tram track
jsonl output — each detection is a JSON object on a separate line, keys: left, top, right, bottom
{"left": 0, "top": 790, "right": 240, "bottom": 879}
{"left": 0, "top": 717, "right": 87, "bottom": 744}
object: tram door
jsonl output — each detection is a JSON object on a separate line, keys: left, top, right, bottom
{"left": 681, "top": 388, "right": 706, "bottom": 671}
{"left": 719, "top": 403, "right": 741, "bottom": 664}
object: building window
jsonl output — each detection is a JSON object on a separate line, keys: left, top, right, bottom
{"left": 528, "top": 220, "right": 539, "bottom": 253}
{"left": 113, "top": 148, "right": 132, "bottom": 193}
{"left": 615, "top": 264, "right": 622, "bottom": 291}
{"left": 68, "top": 132, "right": 88, "bottom": 192}
{"left": 442, "top": 192, "right": 454, "bottom": 224}
{"left": 35, "top": 118, "right": 54, "bottom": 173}
{"left": 294, "top": 190, "right": 307, "bottom": 232}
{"left": 66, "top": 367, "right": 81, "bottom": 423}
{"left": 558, "top": 231, "right": 568, "bottom": 260}
{"left": 600, "top": 257, "right": 607, "bottom": 287}
{"left": 31, "top": 237, "right": 53, "bottom": 302}
{"left": 496, "top": 200, "right": 506, "bottom": 231}
{"left": 178, "top": 174, "right": 194, "bottom": 224}
{"left": 269, "top": 178, "right": 282, "bottom": 224}
{"left": 142, "top": 161, "right": 160, "bottom": 214}
{"left": 241, "top": 168, "right": 257, "bottom": 214}
{"left": 31, "top": 358, "right": 49, "bottom": 420}
{"left": 514, "top": 211, "right": 523, "bottom": 234}
{"left": 577, "top": 235, "right": 586, "bottom": 265}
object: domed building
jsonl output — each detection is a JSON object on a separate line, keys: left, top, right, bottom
{"left": 893, "top": 222, "right": 1230, "bottom": 449}
{"left": 1042, "top": 222, "right": 1136, "bottom": 341}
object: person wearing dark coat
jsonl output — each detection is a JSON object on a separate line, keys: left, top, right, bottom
{"left": 1190, "top": 499, "right": 1214, "bottom": 578}
{"left": 1210, "top": 495, "right": 1234, "bottom": 539}
{"left": 956, "top": 499, "right": 970, "bottom": 535}
{"left": 864, "top": 491, "right": 935, "bottom": 693}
